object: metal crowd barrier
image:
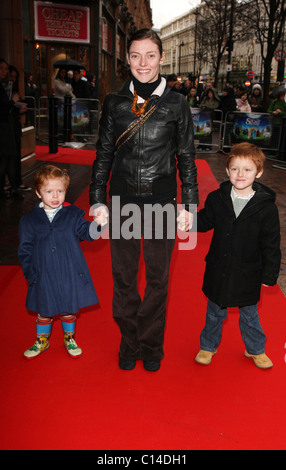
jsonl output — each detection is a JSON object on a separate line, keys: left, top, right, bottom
{"left": 23, "top": 99, "right": 286, "bottom": 162}
{"left": 24, "top": 95, "right": 37, "bottom": 129}
{"left": 34, "top": 95, "right": 100, "bottom": 144}
{"left": 222, "top": 111, "right": 282, "bottom": 155}
{"left": 190, "top": 108, "right": 223, "bottom": 153}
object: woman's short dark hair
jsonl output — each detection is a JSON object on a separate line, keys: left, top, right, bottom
{"left": 127, "top": 28, "right": 163, "bottom": 56}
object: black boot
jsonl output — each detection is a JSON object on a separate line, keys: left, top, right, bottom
{"left": 143, "top": 360, "right": 161, "bottom": 372}
{"left": 119, "top": 357, "right": 137, "bottom": 370}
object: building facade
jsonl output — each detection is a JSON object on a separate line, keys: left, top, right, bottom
{"left": 160, "top": 2, "right": 285, "bottom": 88}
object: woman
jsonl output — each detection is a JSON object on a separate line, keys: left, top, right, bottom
{"left": 248, "top": 84, "right": 264, "bottom": 113}
{"left": 86, "top": 72, "right": 97, "bottom": 98}
{"left": 199, "top": 88, "right": 220, "bottom": 150}
{"left": 200, "top": 88, "right": 220, "bottom": 111}
{"left": 188, "top": 86, "right": 200, "bottom": 107}
{"left": 54, "top": 68, "right": 74, "bottom": 97}
{"left": 0, "top": 58, "right": 23, "bottom": 199}
{"left": 89, "top": 29, "right": 198, "bottom": 372}
{"left": 236, "top": 90, "right": 252, "bottom": 113}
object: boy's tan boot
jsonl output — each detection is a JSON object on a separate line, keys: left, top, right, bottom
{"left": 195, "top": 349, "right": 216, "bottom": 365}
{"left": 245, "top": 351, "right": 273, "bottom": 369}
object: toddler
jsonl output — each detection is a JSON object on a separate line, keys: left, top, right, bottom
{"left": 18, "top": 165, "right": 101, "bottom": 359}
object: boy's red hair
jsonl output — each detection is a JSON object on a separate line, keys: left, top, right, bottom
{"left": 227, "top": 142, "right": 265, "bottom": 173}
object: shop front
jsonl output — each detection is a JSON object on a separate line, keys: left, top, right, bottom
{"left": 22, "top": 0, "right": 152, "bottom": 103}
{"left": 24, "top": 1, "right": 95, "bottom": 99}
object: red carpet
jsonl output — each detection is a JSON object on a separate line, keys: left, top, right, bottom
{"left": 1, "top": 160, "right": 286, "bottom": 450}
{"left": 36, "top": 145, "right": 96, "bottom": 166}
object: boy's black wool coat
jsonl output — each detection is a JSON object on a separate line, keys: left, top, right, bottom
{"left": 197, "top": 180, "right": 281, "bottom": 308}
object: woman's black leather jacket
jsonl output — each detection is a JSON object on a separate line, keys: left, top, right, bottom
{"left": 89, "top": 80, "right": 199, "bottom": 207}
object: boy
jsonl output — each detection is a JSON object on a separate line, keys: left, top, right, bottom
{"left": 195, "top": 142, "right": 281, "bottom": 369}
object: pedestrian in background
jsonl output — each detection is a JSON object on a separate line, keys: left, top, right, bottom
{"left": 0, "top": 58, "right": 23, "bottom": 200}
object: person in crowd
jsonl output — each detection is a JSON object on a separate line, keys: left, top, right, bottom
{"left": 24, "top": 71, "right": 37, "bottom": 98}
{"left": 166, "top": 73, "right": 178, "bottom": 90}
{"left": 173, "top": 80, "right": 182, "bottom": 92}
{"left": 236, "top": 90, "right": 252, "bottom": 113}
{"left": 180, "top": 78, "right": 192, "bottom": 97}
{"left": 166, "top": 74, "right": 183, "bottom": 93}
{"left": 196, "top": 82, "right": 205, "bottom": 102}
{"left": 267, "top": 90, "right": 286, "bottom": 125}
{"left": 199, "top": 81, "right": 217, "bottom": 103}
{"left": 194, "top": 143, "right": 281, "bottom": 369}
{"left": 66, "top": 70, "right": 73, "bottom": 83}
{"left": 71, "top": 68, "right": 92, "bottom": 141}
{"left": 86, "top": 72, "right": 97, "bottom": 99}
{"left": 80, "top": 68, "right": 88, "bottom": 81}
{"left": 199, "top": 88, "right": 220, "bottom": 150}
{"left": 200, "top": 88, "right": 220, "bottom": 111}
{"left": 90, "top": 28, "right": 198, "bottom": 372}
{"left": 226, "top": 81, "right": 234, "bottom": 89}
{"left": 167, "top": 75, "right": 182, "bottom": 93}
{"left": 54, "top": 68, "right": 74, "bottom": 97}
{"left": 18, "top": 165, "right": 102, "bottom": 360}
{"left": 234, "top": 85, "right": 245, "bottom": 99}
{"left": 248, "top": 84, "right": 264, "bottom": 113}
{"left": 0, "top": 58, "right": 23, "bottom": 200}
{"left": 7, "top": 65, "right": 31, "bottom": 192}
{"left": 71, "top": 68, "right": 90, "bottom": 98}
{"left": 188, "top": 86, "right": 200, "bottom": 107}
{"left": 86, "top": 73, "right": 98, "bottom": 136}
{"left": 24, "top": 71, "right": 37, "bottom": 126}
{"left": 219, "top": 86, "right": 237, "bottom": 118}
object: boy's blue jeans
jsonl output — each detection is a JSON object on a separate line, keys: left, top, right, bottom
{"left": 200, "top": 300, "right": 267, "bottom": 355}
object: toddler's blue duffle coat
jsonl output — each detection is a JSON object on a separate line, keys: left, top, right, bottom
{"left": 18, "top": 202, "right": 100, "bottom": 317}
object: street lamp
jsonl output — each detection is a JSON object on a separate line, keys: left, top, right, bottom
{"left": 226, "top": 0, "right": 235, "bottom": 83}
{"left": 193, "top": 8, "right": 198, "bottom": 77}
{"left": 179, "top": 41, "right": 185, "bottom": 75}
